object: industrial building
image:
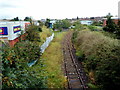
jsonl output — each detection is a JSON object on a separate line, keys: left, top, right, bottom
{"left": 0, "top": 21, "right": 30, "bottom": 47}
{"left": 80, "top": 20, "right": 93, "bottom": 25}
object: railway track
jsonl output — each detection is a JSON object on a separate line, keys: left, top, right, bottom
{"left": 62, "top": 31, "right": 88, "bottom": 89}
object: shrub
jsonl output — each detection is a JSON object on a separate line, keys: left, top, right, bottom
{"left": 103, "top": 17, "right": 118, "bottom": 33}
{"left": 26, "top": 25, "right": 41, "bottom": 42}
{"left": 72, "top": 30, "right": 78, "bottom": 43}
{"left": 14, "top": 41, "right": 40, "bottom": 63}
{"left": 73, "top": 30, "right": 120, "bottom": 89}
{"left": 87, "top": 25, "right": 96, "bottom": 31}
{"left": 1, "top": 25, "right": 45, "bottom": 89}
{"left": 1, "top": 42, "right": 44, "bottom": 88}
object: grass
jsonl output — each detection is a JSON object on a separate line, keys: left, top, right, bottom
{"left": 26, "top": 31, "right": 67, "bottom": 88}
{"left": 40, "top": 31, "right": 67, "bottom": 88}
{"left": 39, "top": 26, "right": 52, "bottom": 45}
{"left": 87, "top": 25, "right": 103, "bottom": 31}
{"left": 87, "top": 83, "right": 98, "bottom": 89}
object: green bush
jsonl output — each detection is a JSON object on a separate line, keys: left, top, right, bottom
{"left": 73, "top": 30, "right": 120, "bottom": 89}
{"left": 14, "top": 41, "right": 40, "bottom": 63}
{"left": 1, "top": 24, "right": 46, "bottom": 88}
{"left": 26, "top": 25, "right": 41, "bottom": 42}
{"left": 87, "top": 25, "right": 96, "bottom": 31}
{"left": 1, "top": 43, "right": 45, "bottom": 88}
{"left": 72, "top": 21, "right": 86, "bottom": 31}
{"left": 72, "top": 30, "right": 78, "bottom": 43}
{"left": 53, "top": 19, "right": 71, "bottom": 31}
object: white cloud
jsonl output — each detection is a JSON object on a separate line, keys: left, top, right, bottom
{"left": 0, "top": 0, "right": 119, "bottom": 20}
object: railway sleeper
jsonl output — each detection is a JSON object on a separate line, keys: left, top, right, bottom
{"left": 68, "top": 76, "right": 81, "bottom": 79}
{"left": 69, "top": 79, "right": 81, "bottom": 83}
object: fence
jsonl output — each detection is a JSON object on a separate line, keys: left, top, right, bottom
{"left": 40, "top": 33, "right": 54, "bottom": 53}
{"left": 28, "top": 33, "right": 54, "bottom": 67}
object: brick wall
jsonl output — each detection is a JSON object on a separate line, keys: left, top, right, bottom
{"left": 9, "top": 34, "right": 27, "bottom": 47}
{"left": 103, "top": 19, "right": 119, "bottom": 26}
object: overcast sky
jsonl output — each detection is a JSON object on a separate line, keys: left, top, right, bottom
{"left": 0, "top": 0, "right": 119, "bottom": 20}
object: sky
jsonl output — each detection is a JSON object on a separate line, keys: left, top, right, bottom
{"left": 0, "top": 0, "right": 119, "bottom": 20}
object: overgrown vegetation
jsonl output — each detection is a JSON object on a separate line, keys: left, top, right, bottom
{"left": 72, "top": 30, "right": 120, "bottom": 89}
{"left": 72, "top": 20, "right": 86, "bottom": 31}
{"left": 14, "top": 41, "right": 40, "bottom": 63}
{"left": 103, "top": 17, "right": 120, "bottom": 39}
{"left": 88, "top": 25, "right": 102, "bottom": 31}
{"left": 26, "top": 25, "right": 41, "bottom": 42}
{"left": 45, "top": 19, "right": 50, "bottom": 28}
{"left": 39, "top": 26, "right": 52, "bottom": 44}
{"left": 91, "top": 21, "right": 103, "bottom": 26}
{"left": 1, "top": 44, "right": 45, "bottom": 88}
{"left": 53, "top": 19, "right": 71, "bottom": 31}
{"left": 40, "top": 32, "right": 67, "bottom": 88}
{"left": 1, "top": 24, "right": 46, "bottom": 88}
{"left": 1, "top": 21, "right": 67, "bottom": 89}
{"left": 26, "top": 25, "right": 52, "bottom": 45}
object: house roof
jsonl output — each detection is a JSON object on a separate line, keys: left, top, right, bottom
{"left": 111, "top": 17, "right": 119, "bottom": 19}
{"left": 103, "top": 17, "right": 120, "bottom": 20}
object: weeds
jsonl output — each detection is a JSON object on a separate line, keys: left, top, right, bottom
{"left": 73, "top": 30, "right": 120, "bottom": 89}
{"left": 40, "top": 32, "right": 67, "bottom": 88}
{"left": 40, "top": 26, "right": 52, "bottom": 45}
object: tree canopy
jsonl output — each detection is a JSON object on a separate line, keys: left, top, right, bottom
{"left": 53, "top": 19, "right": 71, "bottom": 31}
{"left": 103, "top": 17, "right": 118, "bottom": 33}
{"left": 10, "top": 17, "right": 19, "bottom": 21}
{"left": 24, "top": 17, "right": 31, "bottom": 21}
{"left": 45, "top": 19, "right": 50, "bottom": 28}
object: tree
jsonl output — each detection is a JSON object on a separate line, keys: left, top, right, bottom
{"left": 53, "top": 19, "right": 71, "bottom": 31}
{"left": 14, "top": 17, "right": 19, "bottom": 21}
{"left": 103, "top": 17, "right": 117, "bottom": 33}
{"left": 53, "top": 20, "right": 62, "bottom": 31}
{"left": 24, "top": 17, "right": 33, "bottom": 25}
{"left": 77, "top": 16, "right": 79, "bottom": 20}
{"left": 92, "top": 21, "right": 103, "bottom": 26}
{"left": 62, "top": 19, "right": 71, "bottom": 29}
{"left": 45, "top": 19, "right": 50, "bottom": 28}
{"left": 72, "top": 20, "right": 84, "bottom": 30}
{"left": 104, "top": 13, "right": 113, "bottom": 18}
{"left": 11, "top": 17, "right": 19, "bottom": 21}
{"left": 24, "top": 17, "right": 31, "bottom": 21}
{"left": 90, "top": 17, "right": 94, "bottom": 19}
{"left": 38, "top": 20, "right": 44, "bottom": 27}
{"left": 116, "top": 20, "right": 120, "bottom": 39}
{"left": 26, "top": 25, "right": 41, "bottom": 42}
